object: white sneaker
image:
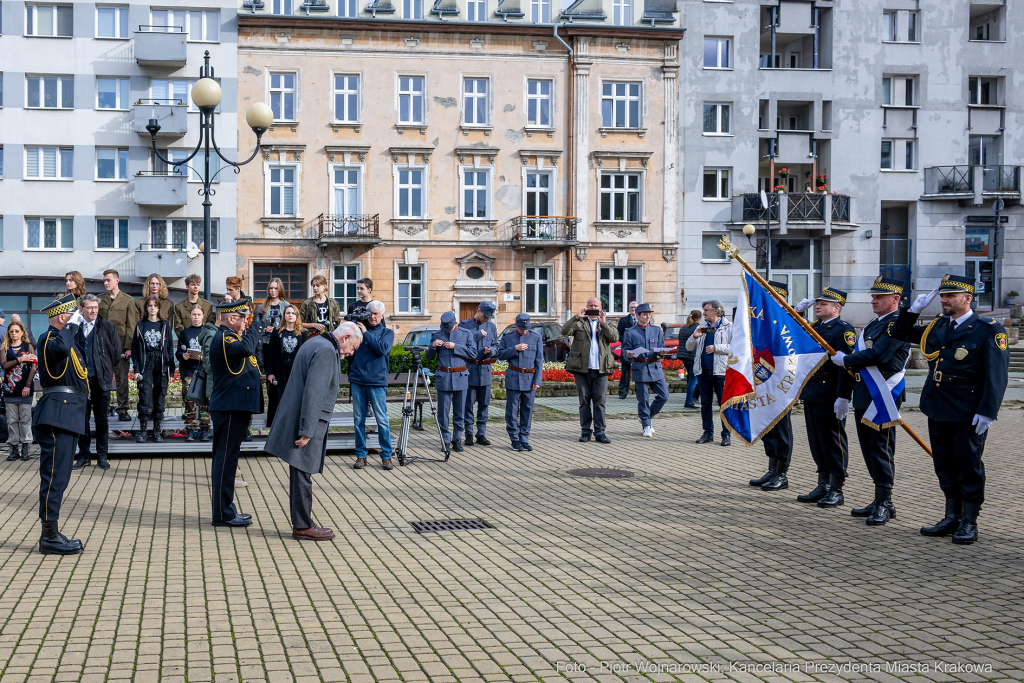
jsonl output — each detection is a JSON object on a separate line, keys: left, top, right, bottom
{"left": 235, "top": 468, "right": 247, "bottom": 487}
{"left": 642, "top": 425, "right": 654, "bottom": 438}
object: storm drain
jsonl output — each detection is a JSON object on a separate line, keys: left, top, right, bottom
{"left": 568, "top": 468, "right": 634, "bottom": 479}
{"left": 410, "top": 519, "right": 493, "bottom": 534}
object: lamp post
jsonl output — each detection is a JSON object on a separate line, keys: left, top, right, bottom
{"left": 145, "top": 50, "right": 274, "bottom": 302}
{"left": 742, "top": 189, "right": 773, "bottom": 280}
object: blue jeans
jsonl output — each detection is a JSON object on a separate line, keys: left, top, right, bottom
{"left": 351, "top": 383, "right": 393, "bottom": 460}
{"left": 682, "top": 358, "right": 698, "bottom": 406}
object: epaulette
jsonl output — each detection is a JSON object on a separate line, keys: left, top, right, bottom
{"left": 981, "top": 318, "right": 996, "bottom": 325}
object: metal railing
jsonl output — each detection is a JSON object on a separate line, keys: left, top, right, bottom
{"left": 510, "top": 216, "right": 578, "bottom": 244}
{"left": 137, "top": 24, "right": 185, "bottom": 32}
{"left": 787, "top": 193, "right": 825, "bottom": 221}
{"left": 982, "top": 165, "right": 1021, "bottom": 192}
{"left": 136, "top": 98, "right": 188, "bottom": 106}
{"left": 831, "top": 194, "right": 851, "bottom": 222}
{"left": 741, "top": 193, "right": 779, "bottom": 221}
{"left": 929, "top": 166, "right": 974, "bottom": 193}
{"left": 317, "top": 214, "right": 380, "bottom": 239}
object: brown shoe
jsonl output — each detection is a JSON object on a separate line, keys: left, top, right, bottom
{"left": 292, "top": 525, "right": 335, "bottom": 541}
{"left": 353, "top": 458, "right": 367, "bottom": 469}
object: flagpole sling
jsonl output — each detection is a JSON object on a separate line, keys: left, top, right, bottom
{"left": 718, "top": 237, "right": 932, "bottom": 457}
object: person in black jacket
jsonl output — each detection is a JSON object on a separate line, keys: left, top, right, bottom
{"left": 265, "top": 304, "right": 306, "bottom": 427}
{"left": 176, "top": 306, "right": 209, "bottom": 442}
{"left": 72, "top": 294, "right": 122, "bottom": 470}
{"left": 616, "top": 301, "right": 638, "bottom": 399}
{"left": 131, "top": 296, "right": 175, "bottom": 444}
{"left": 674, "top": 310, "right": 702, "bottom": 408}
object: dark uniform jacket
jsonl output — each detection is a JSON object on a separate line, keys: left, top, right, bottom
{"left": 800, "top": 316, "right": 857, "bottom": 404}
{"left": 616, "top": 314, "right": 638, "bottom": 359}
{"left": 621, "top": 324, "right": 667, "bottom": 383}
{"left": 890, "top": 309, "right": 1009, "bottom": 421}
{"left": 79, "top": 316, "right": 121, "bottom": 392}
{"left": 496, "top": 330, "right": 543, "bottom": 390}
{"left": 425, "top": 327, "right": 475, "bottom": 392}
{"left": 32, "top": 323, "right": 88, "bottom": 435}
{"left": 209, "top": 322, "right": 263, "bottom": 414}
{"left": 461, "top": 317, "right": 499, "bottom": 386}
{"left": 838, "top": 310, "right": 910, "bottom": 410}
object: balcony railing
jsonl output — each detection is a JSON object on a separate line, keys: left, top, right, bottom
{"left": 787, "top": 193, "right": 825, "bottom": 221}
{"left": 741, "top": 192, "right": 851, "bottom": 223}
{"left": 923, "top": 165, "right": 1022, "bottom": 200}
{"left": 317, "top": 214, "right": 380, "bottom": 240}
{"left": 983, "top": 165, "right": 1021, "bottom": 192}
{"left": 510, "top": 216, "right": 578, "bottom": 246}
{"left": 928, "top": 166, "right": 974, "bottom": 194}
{"left": 133, "top": 25, "right": 186, "bottom": 65}
{"left": 741, "top": 193, "right": 779, "bottom": 221}
{"left": 831, "top": 194, "right": 851, "bottom": 222}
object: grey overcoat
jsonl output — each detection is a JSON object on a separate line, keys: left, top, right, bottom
{"left": 264, "top": 334, "right": 341, "bottom": 474}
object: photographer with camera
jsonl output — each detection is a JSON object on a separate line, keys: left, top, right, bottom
{"left": 561, "top": 297, "right": 618, "bottom": 444}
{"left": 349, "top": 300, "right": 395, "bottom": 470}
{"left": 685, "top": 299, "right": 733, "bottom": 447}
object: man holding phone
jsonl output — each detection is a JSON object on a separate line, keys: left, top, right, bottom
{"left": 561, "top": 297, "right": 618, "bottom": 443}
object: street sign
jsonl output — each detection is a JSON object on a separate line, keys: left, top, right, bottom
{"left": 965, "top": 215, "right": 1008, "bottom": 224}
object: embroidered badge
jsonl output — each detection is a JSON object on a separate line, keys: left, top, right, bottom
{"left": 844, "top": 330, "right": 856, "bottom": 347}
{"left": 865, "top": 340, "right": 874, "bottom": 349}
{"left": 995, "top": 333, "right": 1008, "bottom": 350}
{"left": 954, "top": 347, "right": 969, "bottom": 361}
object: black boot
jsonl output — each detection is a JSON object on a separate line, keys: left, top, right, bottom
{"left": 952, "top": 502, "right": 980, "bottom": 545}
{"left": 97, "top": 455, "right": 110, "bottom": 469}
{"left": 921, "top": 499, "right": 962, "bottom": 537}
{"left": 866, "top": 486, "right": 893, "bottom": 525}
{"left": 20, "top": 444, "right": 31, "bottom": 460}
{"left": 817, "top": 476, "right": 845, "bottom": 508}
{"left": 39, "top": 520, "right": 84, "bottom": 555}
{"left": 749, "top": 459, "right": 778, "bottom": 487}
{"left": 72, "top": 456, "right": 91, "bottom": 470}
{"left": 696, "top": 433, "right": 714, "bottom": 444}
{"left": 452, "top": 439, "right": 463, "bottom": 453}
{"left": 464, "top": 434, "right": 474, "bottom": 446}
{"left": 761, "top": 459, "right": 790, "bottom": 491}
{"left": 152, "top": 420, "right": 163, "bottom": 443}
{"left": 797, "top": 473, "right": 831, "bottom": 502}
{"left": 7, "top": 445, "right": 18, "bottom": 461}
{"left": 136, "top": 419, "right": 148, "bottom": 444}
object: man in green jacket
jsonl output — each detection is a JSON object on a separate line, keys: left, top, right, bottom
{"left": 561, "top": 297, "right": 618, "bottom": 444}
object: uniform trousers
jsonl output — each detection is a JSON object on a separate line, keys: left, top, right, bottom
{"left": 136, "top": 362, "right": 167, "bottom": 421}
{"left": 927, "top": 419, "right": 987, "bottom": 505}
{"left": 464, "top": 385, "right": 491, "bottom": 437}
{"left": 436, "top": 389, "right": 467, "bottom": 443}
{"left": 37, "top": 425, "right": 77, "bottom": 521}
{"left": 114, "top": 356, "right": 131, "bottom": 414}
{"left": 803, "top": 401, "right": 848, "bottom": 478}
{"left": 505, "top": 389, "right": 535, "bottom": 444}
{"left": 635, "top": 378, "right": 669, "bottom": 427}
{"left": 289, "top": 466, "right": 315, "bottom": 529}
{"left": 209, "top": 410, "right": 251, "bottom": 523}
{"left": 762, "top": 412, "right": 793, "bottom": 464}
{"left": 854, "top": 408, "right": 896, "bottom": 489}
{"left": 78, "top": 375, "right": 110, "bottom": 456}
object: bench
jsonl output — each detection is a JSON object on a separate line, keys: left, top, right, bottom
{"left": 336, "top": 373, "right": 429, "bottom": 431}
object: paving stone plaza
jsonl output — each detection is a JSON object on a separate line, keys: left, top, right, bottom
{"left": 1, "top": 409, "right": 1022, "bottom": 683}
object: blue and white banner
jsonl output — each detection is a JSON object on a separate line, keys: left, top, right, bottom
{"left": 856, "top": 328, "right": 907, "bottom": 430}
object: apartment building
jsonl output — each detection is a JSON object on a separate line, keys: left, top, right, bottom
{"left": 0, "top": 1, "right": 238, "bottom": 336}
{"left": 233, "top": 0, "right": 682, "bottom": 335}
{"left": 679, "top": 0, "right": 1022, "bottom": 324}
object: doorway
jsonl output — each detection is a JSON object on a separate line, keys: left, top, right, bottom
{"left": 965, "top": 227, "right": 995, "bottom": 308}
{"left": 459, "top": 302, "right": 479, "bottom": 321}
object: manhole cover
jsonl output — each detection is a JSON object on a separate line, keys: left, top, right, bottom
{"left": 567, "top": 468, "right": 634, "bottom": 479}
{"left": 410, "top": 519, "right": 493, "bottom": 533}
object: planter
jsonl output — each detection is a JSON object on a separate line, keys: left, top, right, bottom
{"left": 1006, "top": 298, "right": 1016, "bottom": 306}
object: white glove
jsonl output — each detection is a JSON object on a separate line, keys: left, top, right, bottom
{"left": 830, "top": 351, "right": 846, "bottom": 367}
{"left": 909, "top": 287, "right": 940, "bottom": 314}
{"left": 972, "top": 414, "right": 993, "bottom": 435}
{"left": 68, "top": 311, "right": 85, "bottom": 326}
{"left": 834, "top": 398, "right": 849, "bottom": 421}
{"left": 794, "top": 298, "right": 815, "bottom": 313}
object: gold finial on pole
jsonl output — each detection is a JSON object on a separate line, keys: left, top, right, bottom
{"left": 717, "top": 236, "right": 739, "bottom": 260}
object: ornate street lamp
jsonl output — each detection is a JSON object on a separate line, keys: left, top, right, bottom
{"left": 145, "top": 50, "right": 274, "bottom": 301}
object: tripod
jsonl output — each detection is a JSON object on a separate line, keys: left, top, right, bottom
{"left": 394, "top": 349, "right": 450, "bottom": 466}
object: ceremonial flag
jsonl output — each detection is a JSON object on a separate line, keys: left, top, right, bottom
{"left": 855, "top": 328, "right": 907, "bottom": 430}
{"left": 721, "top": 272, "right": 828, "bottom": 446}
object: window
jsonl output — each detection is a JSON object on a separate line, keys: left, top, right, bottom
{"left": 332, "top": 167, "right": 360, "bottom": 216}
{"left": 96, "top": 148, "right": 128, "bottom": 180}
{"left": 189, "top": 152, "right": 219, "bottom": 183}
{"left": 467, "top": 0, "right": 486, "bottom": 21}
{"left": 255, "top": 265, "right": 307, "bottom": 303}
{"left": 338, "top": 0, "right": 357, "bottom": 17}
{"left": 397, "top": 265, "right": 423, "bottom": 314}
{"left": 270, "top": 73, "right": 296, "bottom": 121}
{"left": 273, "top": 0, "right": 293, "bottom": 14}
{"left": 463, "top": 78, "right": 488, "bottom": 126}
{"left": 905, "top": 140, "right": 915, "bottom": 170}
{"left": 702, "top": 234, "right": 727, "bottom": 260}
{"left": 702, "top": 168, "right": 730, "bottom": 200}
{"left": 462, "top": 170, "right": 489, "bottom": 218}
{"left": 703, "top": 103, "right": 731, "bottom": 134}
{"left": 27, "top": 76, "right": 74, "bottom": 109}
{"left": 151, "top": 78, "right": 188, "bottom": 105}
{"left": 599, "top": 266, "right": 639, "bottom": 314}
{"left": 397, "top": 169, "right": 424, "bottom": 218}
{"left": 150, "top": 148, "right": 188, "bottom": 175}
{"left": 97, "top": 77, "right": 130, "bottom": 110}
{"left": 530, "top": 0, "right": 549, "bottom": 23}
{"left": 600, "top": 173, "right": 641, "bottom": 221}
{"left": 525, "top": 267, "right": 549, "bottom": 314}
{"left": 907, "top": 11, "right": 918, "bottom": 41}
{"left": 398, "top": 77, "right": 424, "bottom": 124}
{"left": 403, "top": 0, "right": 422, "bottom": 19}
{"left": 882, "top": 75, "right": 916, "bottom": 106}
{"left": 905, "top": 78, "right": 914, "bottom": 106}
{"left": 187, "top": 10, "right": 219, "bottom": 41}
{"left": 149, "top": 219, "right": 188, "bottom": 250}
{"left": 25, "top": 147, "right": 73, "bottom": 179}
{"left": 969, "top": 77, "right": 998, "bottom": 105}
{"left": 0, "top": 73, "right": 3, "bottom": 107}
{"left": 0, "top": 147, "right": 4, "bottom": 176}
{"left": 333, "top": 264, "right": 360, "bottom": 311}
{"left": 601, "top": 82, "right": 640, "bottom": 128}
{"left": 333, "top": 75, "right": 358, "bottom": 123}
{"left": 880, "top": 140, "right": 893, "bottom": 169}
{"left": 882, "top": 77, "right": 890, "bottom": 105}
{"left": 269, "top": 167, "right": 297, "bottom": 216}
{"left": 525, "top": 172, "right": 551, "bottom": 216}
{"left": 96, "top": 218, "right": 129, "bottom": 250}
{"left": 527, "top": 80, "right": 551, "bottom": 127}
{"left": 612, "top": 0, "right": 631, "bottom": 25}
{"left": 703, "top": 37, "right": 730, "bottom": 68}
{"left": 883, "top": 11, "right": 896, "bottom": 41}
{"left": 190, "top": 219, "right": 218, "bottom": 250}
{"left": 26, "top": 5, "right": 73, "bottom": 36}
{"left": 26, "top": 218, "right": 73, "bottom": 250}
{"left": 969, "top": 136, "right": 1000, "bottom": 165}
{"left": 96, "top": 6, "right": 129, "bottom": 38}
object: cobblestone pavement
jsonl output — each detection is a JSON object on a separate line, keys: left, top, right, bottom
{"left": 1, "top": 410, "right": 1022, "bottom": 683}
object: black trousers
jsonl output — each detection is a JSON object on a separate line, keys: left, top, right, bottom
{"left": 928, "top": 419, "right": 987, "bottom": 505}
{"left": 37, "top": 425, "right": 78, "bottom": 522}
{"left": 136, "top": 362, "right": 167, "bottom": 421}
{"left": 267, "top": 364, "right": 293, "bottom": 427}
{"left": 290, "top": 466, "right": 314, "bottom": 529}
{"left": 617, "top": 361, "right": 632, "bottom": 398}
{"left": 803, "top": 401, "right": 848, "bottom": 478}
{"left": 210, "top": 411, "right": 251, "bottom": 523}
{"left": 574, "top": 370, "right": 608, "bottom": 437}
{"left": 698, "top": 372, "right": 727, "bottom": 437}
{"left": 762, "top": 411, "right": 793, "bottom": 464}
{"left": 78, "top": 375, "right": 110, "bottom": 457}
{"left": 854, "top": 408, "right": 896, "bottom": 489}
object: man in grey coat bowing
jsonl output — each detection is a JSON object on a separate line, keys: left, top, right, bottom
{"left": 265, "top": 321, "right": 363, "bottom": 540}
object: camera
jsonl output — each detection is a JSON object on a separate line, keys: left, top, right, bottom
{"left": 585, "top": 309, "right": 600, "bottom": 317}
{"left": 344, "top": 309, "right": 372, "bottom": 323}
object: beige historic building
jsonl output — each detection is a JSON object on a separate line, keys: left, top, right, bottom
{"left": 234, "top": 2, "right": 682, "bottom": 334}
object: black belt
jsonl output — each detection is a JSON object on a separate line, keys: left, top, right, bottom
{"left": 42, "top": 386, "right": 88, "bottom": 399}
{"left": 931, "top": 370, "right": 980, "bottom": 386}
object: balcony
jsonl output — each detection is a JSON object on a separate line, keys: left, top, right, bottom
{"left": 133, "top": 246, "right": 188, "bottom": 280}
{"left": 317, "top": 214, "right": 381, "bottom": 246}
{"left": 921, "top": 165, "right": 1021, "bottom": 205}
{"left": 509, "top": 216, "right": 578, "bottom": 249}
{"left": 732, "top": 192, "right": 853, "bottom": 234}
{"left": 135, "top": 172, "right": 188, "bottom": 207}
{"left": 133, "top": 26, "right": 186, "bottom": 66}
{"left": 133, "top": 101, "right": 188, "bottom": 137}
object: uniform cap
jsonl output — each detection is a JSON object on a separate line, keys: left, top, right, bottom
{"left": 767, "top": 280, "right": 788, "bottom": 297}
{"left": 478, "top": 301, "right": 496, "bottom": 317}
{"left": 515, "top": 313, "right": 531, "bottom": 330}
{"left": 440, "top": 311, "right": 456, "bottom": 325}
{"left": 937, "top": 274, "right": 975, "bottom": 294}
{"left": 815, "top": 287, "right": 847, "bottom": 305}
{"left": 634, "top": 303, "right": 652, "bottom": 314}
{"left": 41, "top": 294, "right": 78, "bottom": 318}
{"left": 869, "top": 276, "right": 904, "bottom": 295}
{"left": 216, "top": 297, "right": 252, "bottom": 314}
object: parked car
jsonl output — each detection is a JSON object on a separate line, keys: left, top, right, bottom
{"left": 498, "top": 322, "right": 570, "bottom": 362}
{"left": 663, "top": 324, "right": 689, "bottom": 351}
{"left": 401, "top": 325, "right": 440, "bottom": 353}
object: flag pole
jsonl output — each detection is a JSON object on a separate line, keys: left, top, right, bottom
{"left": 718, "top": 237, "right": 932, "bottom": 457}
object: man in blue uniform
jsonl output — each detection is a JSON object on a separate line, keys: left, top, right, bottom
{"left": 461, "top": 302, "right": 498, "bottom": 446}
{"left": 792, "top": 287, "right": 857, "bottom": 506}
{"left": 621, "top": 303, "right": 671, "bottom": 438}
{"left": 425, "top": 311, "right": 476, "bottom": 452}
{"left": 890, "top": 275, "right": 1009, "bottom": 545}
{"left": 834, "top": 277, "right": 911, "bottom": 526}
{"left": 33, "top": 295, "right": 88, "bottom": 555}
{"left": 209, "top": 298, "right": 263, "bottom": 528}
{"left": 497, "top": 313, "right": 543, "bottom": 451}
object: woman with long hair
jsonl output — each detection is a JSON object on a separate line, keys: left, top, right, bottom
{"left": 676, "top": 309, "right": 703, "bottom": 409}
{"left": 265, "top": 304, "right": 306, "bottom": 427}
{"left": 256, "top": 277, "right": 285, "bottom": 371}
{"left": 131, "top": 295, "right": 175, "bottom": 443}
{"left": 64, "top": 271, "right": 86, "bottom": 308}
{"left": 1, "top": 322, "right": 37, "bottom": 461}
{"left": 134, "top": 273, "right": 174, "bottom": 322}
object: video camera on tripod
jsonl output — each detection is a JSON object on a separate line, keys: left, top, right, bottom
{"left": 393, "top": 348, "right": 451, "bottom": 466}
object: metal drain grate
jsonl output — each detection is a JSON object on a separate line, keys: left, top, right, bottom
{"left": 567, "top": 468, "right": 634, "bottom": 479}
{"left": 410, "top": 519, "right": 493, "bottom": 534}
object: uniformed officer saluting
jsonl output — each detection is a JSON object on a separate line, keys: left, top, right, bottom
{"left": 890, "top": 275, "right": 1009, "bottom": 545}
{"left": 833, "top": 277, "right": 911, "bottom": 526}
{"left": 792, "top": 287, "right": 857, "bottom": 506}
{"left": 425, "top": 311, "right": 476, "bottom": 452}
{"left": 461, "top": 301, "right": 498, "bottom": 447}
{"left": 209, "top": 297, "right": 263, "bottom": 528}
{"left": 621, "top": 303, "right": 671, "bottom": 438}
{"left": 33, "top": 294, "right": 89, "bottom": 555}
{"left": 497, "top": 313, "right": 543, "bottom": 451}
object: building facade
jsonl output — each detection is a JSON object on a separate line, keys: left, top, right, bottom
{"left": 234, "top": 0, "right": 682, "bottom": 336}
{"left": 679, "top": 0, "right": 1023, "bottom": 324}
